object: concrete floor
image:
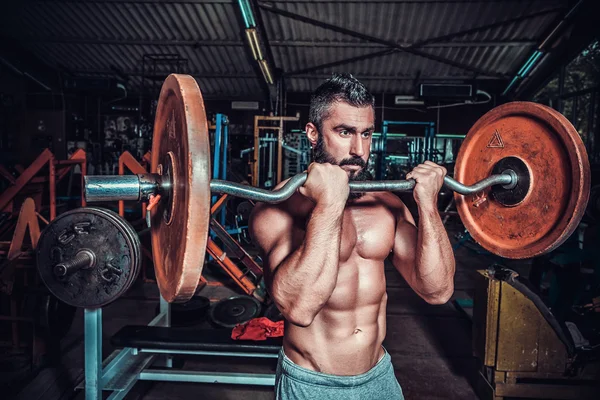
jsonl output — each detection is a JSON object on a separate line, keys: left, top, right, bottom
{"left": 9, "top": 227, "right": 530, "bottom": 400}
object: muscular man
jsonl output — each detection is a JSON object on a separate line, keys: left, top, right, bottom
{"left": 249, "top": 73, "right": 455, "bottom": 399}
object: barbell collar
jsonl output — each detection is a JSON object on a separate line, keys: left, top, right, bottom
{"left": 84, "top": 174, "right": 159, "bottom": 202}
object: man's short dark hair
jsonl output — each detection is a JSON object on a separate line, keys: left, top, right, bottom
{"left": 309, "top": 73, "right": 375, "bottom": 133}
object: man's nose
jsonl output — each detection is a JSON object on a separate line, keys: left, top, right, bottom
{"left": 350, "top": 135, "right": 364, "bottom": 157}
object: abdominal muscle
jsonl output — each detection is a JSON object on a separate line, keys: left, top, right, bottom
{"left": 282, "top": 258, "right": 388, "bottom": 376}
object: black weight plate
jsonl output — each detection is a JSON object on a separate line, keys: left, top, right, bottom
{"left": 209, "top": 295, "right": 262, "bottom": 328}
{"left": 101, "top": 209, "right": 141, "bottom": 291}
{"left": 36, "top": 207, "right": 141, "bottom": 308}
{"left": 155, "top": 296, "right": 210, "bottom": 327}
{"left": 39, "top": 293, "right": 77, "bottom": 339}
{"left": 263, "top": 302, "right": 284, "bottom": 322}
{"left": 236, "top": 201, "right": 254, "bottom": 221}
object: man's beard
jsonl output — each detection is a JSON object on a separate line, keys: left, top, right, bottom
{"left": 313, "top": 133, "right": 373, "bottom": 200}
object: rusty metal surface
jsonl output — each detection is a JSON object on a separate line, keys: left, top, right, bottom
{"left": 496, "top": 282, "right": 541, "bottom": 372}
{"left": 150, "top": 74, "right": 210, "bottom": 303}
{"left": 455, "top": 102, "right": 591, "bottom": 259}
{"left": 473, "top": 270, "right": 501, "bottom": 367}
{"left": 0, "top": 149, "right": 53, "bottom": 213}
{"left": 8, "top": 198, "right": 40, "bottom": 260}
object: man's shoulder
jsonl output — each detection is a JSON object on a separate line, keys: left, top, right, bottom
{"left": 251, "top": 181, "right": 312, "bottom": 220}
{"left": 370, "top": 191, "right": 406, "bottom": 209}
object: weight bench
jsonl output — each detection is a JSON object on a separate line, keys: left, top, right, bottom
{"left": 77, "top": 298, "right": 282, "bottom": 400}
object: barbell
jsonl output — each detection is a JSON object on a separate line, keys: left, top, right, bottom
{"left": 36, "top": 74, "right": 591, "bottom": 307}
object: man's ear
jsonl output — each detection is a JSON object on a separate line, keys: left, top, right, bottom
{"left": 306, "top": 123, "right": 319, "bottom": 148}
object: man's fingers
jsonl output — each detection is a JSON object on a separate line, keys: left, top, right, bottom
{"left": 414, "top": 163, "right": 446, "bottom": 177}
{"left": 411, "top": 166, "right": 434, "bottom": 175}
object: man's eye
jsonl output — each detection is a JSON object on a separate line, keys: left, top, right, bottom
{"left": 340, "top": 130, "right": 350, "bottom": 136}
{"left": 362, "top": 132, "right": 371, "bottom": 138}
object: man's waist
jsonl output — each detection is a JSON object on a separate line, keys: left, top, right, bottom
{"left": 278, "top": 345, "right": 390, "bottom": 386}
{"left": 282, "top": 339, "right": 386, "bottom": 374}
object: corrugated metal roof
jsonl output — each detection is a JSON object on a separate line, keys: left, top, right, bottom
{"left": 261, "top": 0, "right": 567, "bottom": 93}
{"left": 261, "top": 1, "right": 563, "bottom": 43}
{"left": 12, "top": 1, "right": 241, "bottom": 42}
{"left": 0, "top": 0, "right": 258, "bottom": 97}
{"left": 0, "top": 0, "right": 573, "bottom": 97}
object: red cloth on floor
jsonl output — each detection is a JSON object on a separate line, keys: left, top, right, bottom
{"left": 231, "top": 317, "right": 284, "bottom": 341}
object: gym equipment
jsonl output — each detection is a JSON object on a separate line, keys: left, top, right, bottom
{"left": 36, "top": 207, "right": 141, "bottom": 308}
{"left": 455, "top": 103, "right": 590, "bottom": 259}
{"left": 36, "top": 74, "right": 590, "bottom": 307}
{"left": 79, "top": 74, "right": 590, "bottom": 304}
{"left": 264, "top": 302, "right": 284, "bottom": 322}
{"left": 155, "top": 296, "right": 210, "bottom": 327}
{"left": 79, "top": 300, "right": 280, "bottom": 399}
{"left": 473, "top": 266, "right": 598, "bottom": 399}
{"left": 209, "top": 295, "right": 263, "bottom": 328}
{"left": 29, "top": 74, "right": 592, "bottom": 400}
{"left": 21, "top": 290, "right": 76, "bottom": 340}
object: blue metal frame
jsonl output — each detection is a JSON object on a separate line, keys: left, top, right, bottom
{"left": 211, "top": 114, "right": 229, "bottom": 226}
{"left": 82, "top": 298, "right": 168, "bottom": 400}
{"left": 378, "top": 120, "right": 436, "bottom": 179}
{"left": 80, "top": 295, "right": 275, "bottom": 399}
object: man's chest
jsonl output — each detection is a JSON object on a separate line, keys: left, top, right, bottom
{"left": 339, "top": 206, "right": 396, "bottom": 262}
{"left": 291, "top": 203, "right": 396, "bottom": 262}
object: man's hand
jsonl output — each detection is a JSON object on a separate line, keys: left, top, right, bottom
{"left": 406, "top": 161, "right": 447, "bottom": 209}
{"left": 298, "top": 163, "right": 349, "bottom": 207}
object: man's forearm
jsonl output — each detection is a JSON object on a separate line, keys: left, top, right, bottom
{"left": 272, "top": 203, "right": 344, "bottom": 325}
{"left": 413, "top": 204, "right": 455, "bottom": 303}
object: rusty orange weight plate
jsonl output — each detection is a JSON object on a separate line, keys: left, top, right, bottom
{"left": 151, "top": 74, "right": 211, "bottom": 302}
{"left": 454, "top": 102, "right": 590, "bottom": 259}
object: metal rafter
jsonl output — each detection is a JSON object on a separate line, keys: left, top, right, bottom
{"left": 286, "top": 49, "right": 397, "bottom": 76}
{"left": 409, "top": 7, "right": 564, "bottom": 49}
{"left": 19, "top": 37, "right": 537, "bottom": 48}
{"left": 67, "top": 70, "right": 256, "bottom": 78}
{"left": 290, "top": 74, "right": 502, "bottom": 80}
{"left": 257, "top": 2, "right": 509, "bottom": 78}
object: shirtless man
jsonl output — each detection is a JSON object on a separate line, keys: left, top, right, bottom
{"left": 249, "top": 73, "right": 456, "bottom": 399}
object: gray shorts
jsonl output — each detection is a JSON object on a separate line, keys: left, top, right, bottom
{"left": 275, "top": 347, "right": 404, "bottom": 400}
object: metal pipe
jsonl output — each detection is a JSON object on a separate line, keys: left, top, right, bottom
{"left": 210, "top": 173, "right": 308, "bottom": 204}
{"left": 211, "top": 172, "right": 515, "bottom": 203}
{"left": 85, "top": 171, "right": 516, "bottom": 205}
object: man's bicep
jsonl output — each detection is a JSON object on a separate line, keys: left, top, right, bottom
{"left": 391, "top": 202, "right": 418, "bottom": 280}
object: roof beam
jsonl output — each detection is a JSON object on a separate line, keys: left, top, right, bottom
{"left": 257, "top": 2, "right": 509, "bottom": 79}
{"left": 27, "top": 0, "right": 568, "bottom": 3}
{"left": 290, "top": 74, "right": 504, "bottom": 80}
{"left": 19, "top": 37, "right": 244, "bottom": 46}
{"left": 271, "top": 40, "right": 536, "bottom": 48}
{"left": 69, "top": 69, "right": 256, "bottom": 78}
{"left": 0, "top": 36, "right": 59, "bottom": 91}
{"left": 286, "top": 49, "right": 397, "bottom": 76}
{"left": 71, "top": 69, "right": 505, "bottom": 81}
{"left": 410, "top": 7, "right": 565, "bottom": 49}
{"left": 19, "top": 37, "right": 536, "bottom": 48}
{"left": 25, "top": 1, "right": 233, "bottom": 4}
